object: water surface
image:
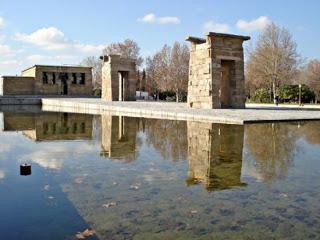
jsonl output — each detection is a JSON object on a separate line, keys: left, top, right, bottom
{"left": 0, "top": 108, "right": 320, "bottom": 239}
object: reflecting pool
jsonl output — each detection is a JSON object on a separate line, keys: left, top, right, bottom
{"left": 0, "top": 108, "right": 320, "bottom": 239}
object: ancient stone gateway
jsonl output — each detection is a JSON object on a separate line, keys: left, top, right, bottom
{"left": 186, "top": 32, "right": 250, "bottom": 109}
{"left": 101, "top": 55, "right": 137, "bottom": 101}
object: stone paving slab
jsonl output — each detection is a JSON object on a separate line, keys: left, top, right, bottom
{"left": 41, "top": 98, "right": 320, "bottom": 125}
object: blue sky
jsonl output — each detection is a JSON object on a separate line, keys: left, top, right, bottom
{"left": 0, "top": 0, "right": 319, "bottom": 75}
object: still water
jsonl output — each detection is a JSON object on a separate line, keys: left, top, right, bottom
{"left": 0, "top": 107, "right": 320, "bottom": 239}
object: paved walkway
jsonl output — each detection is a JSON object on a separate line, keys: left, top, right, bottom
{"left": 41, "top": 98, "right": 320, "bottom": 124}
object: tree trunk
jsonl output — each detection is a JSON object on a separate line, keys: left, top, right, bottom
{"left": 269, "top": 82, "right": 273, "bottom": 102}
{"left": 176, "top": 91, "right": 179, "bottom": 102}
{"left": 272, "top": 81, "right": 276, "bottom": 100}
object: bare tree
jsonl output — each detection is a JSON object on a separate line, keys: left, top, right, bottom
{"left": 145, "top": 42, "right": 189, "bottom": 101}
{"left": 145, "top": 46, "right": 171, "bottom": 97}
{"left": 80, "top": 56, "right": 102, "bottom": 88}
{"left": 169, "top": 42, "right": 189, "bottom": 102}
{"left": 136, "top": 69, "right": 146, "bottom": 91}
{"left": 247, "top": 23, "right": 300, "bottom": 100}
{"left": 301, "top": 59, "right": 320, "bottom": 102}
{"left": 102, "top": 39, "right": 143, "bottom": 66}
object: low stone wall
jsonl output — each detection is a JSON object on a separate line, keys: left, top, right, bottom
{"left": 1, "top": 76, "right": 35, "bottom": 95}
{"left": 0, "top": 97, "right": 41, "bottom": 105}
{"left": 41, "top": 98, "right": 320, "bottom": 124}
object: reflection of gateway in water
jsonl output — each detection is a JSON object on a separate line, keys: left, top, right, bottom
{"left": 1, "top": 112, "right": 93, "bottom": 141}
{"left": 100, "top": 115, "right": 138, "bottom": 162}
{"left": 187, "top": 122, "right": 246, "bottom": 191}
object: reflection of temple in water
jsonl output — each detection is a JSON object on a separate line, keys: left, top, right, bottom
{"left": 187, "top": 122, "right": 245, "bottom": 191}
{"left": 1, "top": 112, "right": 93, "bottom": 141}
{"left": 100, "top": 115, "right": 138, "bottom": 162}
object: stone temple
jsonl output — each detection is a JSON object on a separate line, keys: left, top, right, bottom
{"left": 186, "top": 32, "right": 250, "bottom": 109}
{"left": 101, "top": 55, "right": 137, "bottom": 101}
{"left": 0, "top": 65, "right": 93, "bottom": 96}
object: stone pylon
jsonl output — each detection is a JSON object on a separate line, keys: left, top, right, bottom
{"left": 186, "top": 32, "right": 250, "bottom": 109}
{"left": 101, "top": 55, "right": 137, "bottom": 101}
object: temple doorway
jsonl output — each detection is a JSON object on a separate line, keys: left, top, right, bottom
{"left": 118, "top": 71, "right": 129, "bottom": 101}
{"left": 220, "top": 60, "right": 234, "bottom": 108}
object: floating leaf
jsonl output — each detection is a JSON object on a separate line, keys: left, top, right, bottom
{"left": 102, "top": 202, "right": 117, "bottom": 208}
{"left": 75, "top": 228, "right": 95, "bottom": 239}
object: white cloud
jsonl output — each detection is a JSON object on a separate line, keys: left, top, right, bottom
{"left": 0, "top": 169, "right": 5, "bottom": 180}
{"left": 203, "top": 21, "right": 230, "bottom": 33}
{"left": 0, "top": 17, "right": 5, "bottom": 29}
{"left": 158, "top": 16, "right": 180, "bottom": 24}
{"left": 15, "top": 27, "right": 67, "bottom": 50}
{"left": 19, "top": 149, "right": 64, "bottom": 170}
{"left": 18, "top": 143, "right": 98, "bottom": 171}
{"left": 0, "top": 60, "right": 19, "bottom": 65}
{"left": 26, "top": 54, "right": 48, "bottom": 62}
{"left": 0, "top": 44, "right": 22, "bottom": 57}
{"left": 0, "top": 44, "right": 12, "bottom": 55}
{"left": 0, "top": 143, "right": 12, "bottom": 153}
{"left": 236, "top": 16, "right": 270, "bottom": 32}
{"left": 138, "top": 13, "right": 180, "bottom": 24}
{"left": 139, "top": 13, "right": 156, "bottom": 23}
{"left": 14, "top": 27, "right": 105, "bottom": 54}
{"left": 26, "top": 54, "right": 74, "bottom": 62}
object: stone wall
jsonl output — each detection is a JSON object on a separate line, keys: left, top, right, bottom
{"left": 187, "top": 121, "right": 245, "bottom": 191}
{"left": 187, "top": 42, "right": 213, "bottom": 108}
{"left": 0, "top": 77, "right": 3, "bottom": 95}
{"left": 30, "top": 65, "right": 93, "bottom": 96}
{"left": 101, "top": 55, "right": 137, "bottom": 101}
{"left": 0, "top": 65, "right": 93, "bottom": 96}
{"left": 187, "top": 32, "right": 250, "bottom": 109}
{"left": 0, "top": 76, "right": 35, "bottom": 95}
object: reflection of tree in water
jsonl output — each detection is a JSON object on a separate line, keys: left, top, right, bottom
{"left": 92, "top": 115, "right": 102, "bottom": 142}
{"left": 141, "top": 119, "right": 188, "bottom": 161}
{"left": 245, "top": 122, "right": 299, "bottom": 182}
{"left": 298, "top": 121, "right": 320, "bottom": 145}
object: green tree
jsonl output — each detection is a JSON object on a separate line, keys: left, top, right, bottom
{"left": 251, "top": 88, "right": 270, "bottom": 103}
{"left": 278, "top": 84, "right": 315, "bottom": 103}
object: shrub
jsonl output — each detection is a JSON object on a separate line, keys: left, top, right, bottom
{"left": 279, "top": 84, "right": 315, "bottom": 103}
{"left": 251, "top": 88, "right": 270, "bottom": 103}
{"left": 93, "top": 88, "right": 102, "bottom": 97}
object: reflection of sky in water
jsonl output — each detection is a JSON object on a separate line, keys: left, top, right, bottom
{"left": 0, "top": 111, "right": 320, "bottom": 239}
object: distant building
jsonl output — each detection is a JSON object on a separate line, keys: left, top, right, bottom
{"left": 136, "top": 91, "right": 150, "bottom": 100}
{"left": 0, "top": 65, "right": 93, "bottom": 96}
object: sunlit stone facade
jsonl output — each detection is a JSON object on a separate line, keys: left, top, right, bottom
{"left": 0, "top": 65, "right": 93, "bottom": 96}
{"left": 101, "top": 55, "right": 137, "bottom": 101}
{"left": 186, "top": 32, "right": 250, "bottom": 109}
